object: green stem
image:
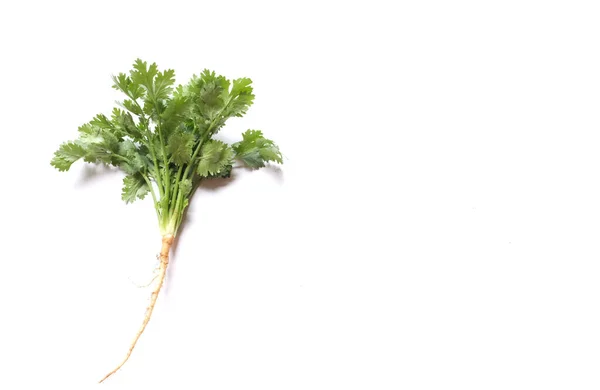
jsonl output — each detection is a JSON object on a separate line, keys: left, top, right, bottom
{"left": 161, "top": 94, "right": 235, "bottom": 234}
{"left": 151, "top": 98, "right": 171, "bottom": 220}
{"left": 112, "top": 152, "right": 161, "bottom": 222}
{"left": 184, "top": 105, "right": 230, "bottom": 180}
{"left": 158, "top": 128, "right": 171, "bottom": 203}
{"left": 131, "top": 98, "right": 164, "bottom": 200}
{"left": 140, "top": 173, "right": 160, "bottom": 220}
{"left": 171, "top": 130, "right": 209, "bottom": 217}
{"left": 147, "top": 140, "right": 164, "bottom": 199}
{"left": 169, "top": 102, "right": 231, "bottom": 220}
{"left": 168, "top": 165, "right": 184, "bottom": 216}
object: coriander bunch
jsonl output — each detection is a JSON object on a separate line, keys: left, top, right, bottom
{"left": 51, "top": 59, "right": 282, "bottom": 382}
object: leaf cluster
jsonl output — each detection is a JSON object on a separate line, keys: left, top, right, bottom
{"left": 51, "top": 59, "right": 282, "bottom": 234}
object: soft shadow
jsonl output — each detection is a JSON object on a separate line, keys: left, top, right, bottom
{"left": 75, "top": 164, "right": 119, "bottom": 187}
{"left": 168, "top": 164, "right": 283, "bottom": 255}
{"left": 204, "top": 174, "right": 236, "bottom": 191}
{"left": 167, "top": 172, "right": 235, "bottom": 264}
{"left": 233, "top": 164, "right": 285, "bottom": 185}
{"left": 262, "top": 164, "right": 284, "bottom": 185}
{"left": 164, "top": 163, "right": 284, "bottom": 290}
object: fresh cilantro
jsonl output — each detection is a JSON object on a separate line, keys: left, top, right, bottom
{"left": 51, "top": 60, "right": 283, "bottom": 383}
{"left": 52, "top": 58, "right": 282, "bottom": 236}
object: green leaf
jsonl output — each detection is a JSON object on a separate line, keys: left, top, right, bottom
{"left": 207, "top": 164, "right": 232, "bottom": 179}
{"left": 90, "top": 113, "right": 113, "bottom": 130}
{"left": 76, "top": 125, "right": 120, "bottom": 165}
{"left": 112, "top": 73, "right": 128, "bottom": 92}
{"left": 162, "top": 86, "right": 192, "bottom": 138}
{"left": 111, "top": 108, "right": 143, "bottom": 140}
{"left": 112, "top": 72, "right": 145, "bottom": 100}
{"left": 167, "top": 131, "right": 195, "bottom": 165}
{"left": 185, "top": 70, "right": 230, "bottom": 121}
{"left": 200, "top": 71, "right": 229, "bottom": 106}
{"left": 118, "top": 140, "right": 147, "bottom": 174}
{"left": 154, "top": 69, "right": 176, "bottom": 101}
{"left": 224, "top": 77, "right": 255, "bottom": 118}
{"left": 51, "top": 142, "right": 86, "bottom": 171}
{"left": 120, "top": 99, "right": 143, "bottom": 116}
{"left": 129, "top": 59, "right": 175, "bottom": 117}
{"left": 117, "top": 139, "right": 137, "bottom": 155}
{"left": 197, "top": 140, "right": 234, "bottom": 177}
{"left": 130, "top": 59, "right": 158, "bottom": 92}
{"left": 232, "top": 130, "right": 282, "bottom": 168}
{"left": 121, "top": 173, "right": 149, "bottom": 204}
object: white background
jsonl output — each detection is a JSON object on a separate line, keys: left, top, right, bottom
{"left": 1, "top": 0, "right": 600, "bottom": 388}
